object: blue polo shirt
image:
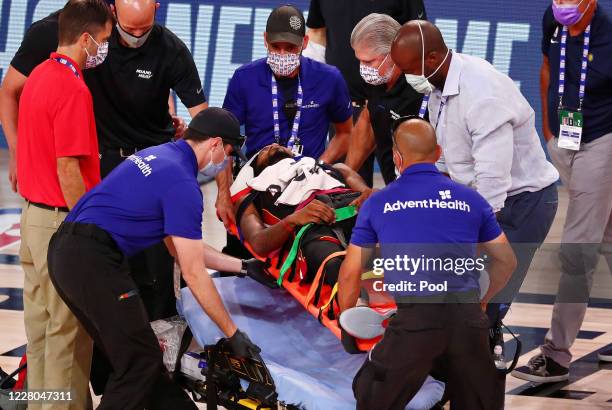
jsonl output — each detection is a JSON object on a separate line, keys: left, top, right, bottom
{"left": 351, "top": 163, "right": 502, "bottom": 298}
{"left": 542, "top": 5, "right": 612, "bottom": 143}
{"left": 223, "top": 56, "right": 352, "bottom": 158}
{"left": 66, "top": 139, "right": 203, "bottom": 256}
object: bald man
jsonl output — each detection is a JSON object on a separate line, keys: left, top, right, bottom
{"left": 338, "top": 117, "right": 516, "bottom": 409}
{"left": 391, "top": 20, "right": 560, "bottom": 367}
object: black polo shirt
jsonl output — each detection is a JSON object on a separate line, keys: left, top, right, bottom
{"left": 542, "top": 5, "right": 612, "bottom": 143}
{"left": 84, "top": 25, "right": 206, "bottom": 149}
{"left": 306, "top": 0, "right": 427, "bottom": 102}
{"left": 10, "top": 11, "right": 59, "bottom": 76}
{"left": 366, "top": 75, "right": 423, "bottom": 185}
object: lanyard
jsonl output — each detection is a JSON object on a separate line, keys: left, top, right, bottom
{"left": 51, "top": 57, "right": 80, "bottom": 78}
{"left": 558, "top": 24, "right": 591, "bottom": 111}
{"left": 418, "top": 94, "right": 429, "bottom": 118}
{"left": 418, "top": 93, "right": 445, "bottom": 130}
{"left": 271, "top": 74, "right": 303, "bottom": 149}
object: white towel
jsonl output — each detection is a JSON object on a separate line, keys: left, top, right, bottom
{"left": 248, "top": 157, "right": 344, "bottom": 206}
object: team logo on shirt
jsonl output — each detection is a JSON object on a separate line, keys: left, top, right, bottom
{"left": 136, "top": 69, "right": 153, "bottom": 79}
{"left": 144, "top": 155, "right": 157, "bottom": 161}
{"left": 383, "top": 190, "right": 471, "bottom": 214}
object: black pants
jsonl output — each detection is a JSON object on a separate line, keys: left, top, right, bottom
{"left": 353, "top": 302, "right": 501, "bottom": 410}
{"left": 48, "top": 222, "right": 196, "bottom": 410}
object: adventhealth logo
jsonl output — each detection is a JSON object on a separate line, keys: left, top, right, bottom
{"left": 127, "top": 155, "right": 153, "bottom": 177}
{"left": 383, "top": 190, "right": 471, "bottom": 214}
{"left": 439, "top": 190, "right": 452, "bottom": 200}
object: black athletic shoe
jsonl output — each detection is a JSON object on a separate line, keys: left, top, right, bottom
{"left": 511, "top": 353, "right": 569, "bottom": 383}
{"left": 598, "top": 346, "right": 612, "bottom": 362}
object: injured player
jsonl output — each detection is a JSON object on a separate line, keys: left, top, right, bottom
{"left": 230, "top": 144, "right": 373, "bottom": 286}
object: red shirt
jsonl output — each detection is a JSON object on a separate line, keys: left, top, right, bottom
{"left": 18, "top": 53, "right": 100, "bottom": 207}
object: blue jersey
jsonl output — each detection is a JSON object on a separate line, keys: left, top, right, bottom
{"left": 351, "top": 163, "right": 502, "bottom": 297}
{"left": 67, "top": 139, "right": 203, "bottom": 256}
{"left": 223, "top": 56, "right": 352, "bottom": 159}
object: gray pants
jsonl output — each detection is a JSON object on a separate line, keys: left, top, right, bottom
{"left": 541, "top": 133, "right": 612, "bottom": 368}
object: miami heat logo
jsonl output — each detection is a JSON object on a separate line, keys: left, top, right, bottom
{"left": 0, "top": 209, "right": 21, "bottom": 252}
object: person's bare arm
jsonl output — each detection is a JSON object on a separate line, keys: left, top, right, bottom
{"left": 240, "top": 199, "right": 336, "bottom": 256}
{"left": 187, "top": 102, "right": 208, "bottom": 118}
{"left": 171, "top": 236, "right": 238, "bottom": 337}
{"left": 338, "top": 244, "right": 373, "bottom": 311}
{"left": 345, "top": 108, "right": 376, "bottom": 171}
{"left": 0, "top": 66, "right": 27, "bottom": 192}
{"left": 164, "top": 237, "right": 242, "bottom": 273}
{"left": 320, "top": 117, "right": 352, "bottom": 164}
{"left": 215, "top": 158, "right": 235, "bottom": 230}
{"left": 57, "top": 157, "right": 86, "bottom": 209}
{"left": 540, "top": 55, "right": 554, "bottom": 142}
{"left": 333, "top": 163, "right": 369, "bottom": 193}
{"left": 306, "top": 27, "right": 326, "bottom": 47}
{"left": 479, "top": 233, "right": 517, "bottom": 309}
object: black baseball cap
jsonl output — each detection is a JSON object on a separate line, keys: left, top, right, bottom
{"left": 266, "top": 5, "right": 305, "bottom": 47}
{"left": 187, "top": 107, "right": 247, "bottom": 162}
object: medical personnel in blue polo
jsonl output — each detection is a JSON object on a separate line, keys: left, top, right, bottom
{"left": 216, "top": 4, "right": 353, "bottom": 234}
{"left": 46, "top": 108, "right": 260, "bottom": 410}
{"left": 337, "top": 118, "right": 517, "bottom": 410}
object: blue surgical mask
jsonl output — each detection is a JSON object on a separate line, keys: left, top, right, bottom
{"left": 200, "top": 147, "right": 228, "bottom": 177}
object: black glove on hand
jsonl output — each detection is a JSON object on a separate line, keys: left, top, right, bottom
{"left": 228, "top": 329, "right": 261, "bottom": 358}
{"left": 240, "top": 258, "right": 279, "bottom": 288}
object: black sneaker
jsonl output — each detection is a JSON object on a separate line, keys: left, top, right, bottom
{"left": 511, "top": 353, "right": 569, "bottom": 383}
{"left": 598, "top": 346, "right": 612, "bottom": 362}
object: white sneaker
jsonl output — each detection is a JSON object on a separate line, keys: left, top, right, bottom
{"left": 339, "top": 306, "right": 396, "bottom": 340}
{"left": 598, "top": 346, "right": 612, "bottom": 362}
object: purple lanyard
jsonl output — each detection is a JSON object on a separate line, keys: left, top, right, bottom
{"left": 558, "top": 24, "right": 591, "bottom": 111}
{"left": 51, "top": 57, "right": 80, "bottom": 78}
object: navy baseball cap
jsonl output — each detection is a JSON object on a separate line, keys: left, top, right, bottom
{"left": 188, "top": 107, "right": 247, "bottom": 162}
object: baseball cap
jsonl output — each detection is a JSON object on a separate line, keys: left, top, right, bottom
{"left": 187, "top": 107, "right": 247, "bottom": 162}
{"left": 266, "top": 5, "right": 305, "bottom": 47}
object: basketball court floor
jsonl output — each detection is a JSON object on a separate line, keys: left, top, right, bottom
{"left": 1, "top": 149, "right": 611, "bottom": 409}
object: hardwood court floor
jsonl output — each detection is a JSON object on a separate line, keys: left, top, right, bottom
{"left": 1, "top": 149, "right": 610, "bottom": 409}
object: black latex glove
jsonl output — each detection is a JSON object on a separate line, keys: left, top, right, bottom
{"left": 228, "top": 329, "right": 261, "bottom": 358}
{"left": 240, "top": 258, "right": 279, "bottom": 288}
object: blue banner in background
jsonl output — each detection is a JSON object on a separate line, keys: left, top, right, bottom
{"left": 1, "top": 0, "right": 611, "bottom": 148}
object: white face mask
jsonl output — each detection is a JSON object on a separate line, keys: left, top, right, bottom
{"left": 267, "top": 51, "right": 301, "bottom": 76}
{"left": 200, "top": 145, "right": 228, "bottom": 178}
{"left": 84, "top": 34, "right": 109, "bottom": 69}
{"left": 360, "top": 54, "right": 394, "bottom": 86}
{"left": 403, "top": 21, "right": 450, "bottom": 95}
{"left": 393, "top": 148, "right": 403, "bottom": 178}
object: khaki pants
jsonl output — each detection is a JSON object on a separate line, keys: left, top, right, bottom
{"left": 19, "top": 202, "right": 92, "bottom": 410}
{"left": 541, "top": 134, "right": 612, "bottom": 368}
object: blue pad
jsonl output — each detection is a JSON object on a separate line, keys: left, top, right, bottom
{"left": 178, "top": 277, "right": 445, "bottom": 410}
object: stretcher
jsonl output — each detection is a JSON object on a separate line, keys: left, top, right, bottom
{"left": 178, "top": 277, "right": 445, "bottom": 410}
{"left": 229, "top": 187, "right": 398, "bottom": 353}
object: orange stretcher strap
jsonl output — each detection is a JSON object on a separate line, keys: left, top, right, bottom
{"left": 304, "top": 251, "right": 346, "bottom": 308}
